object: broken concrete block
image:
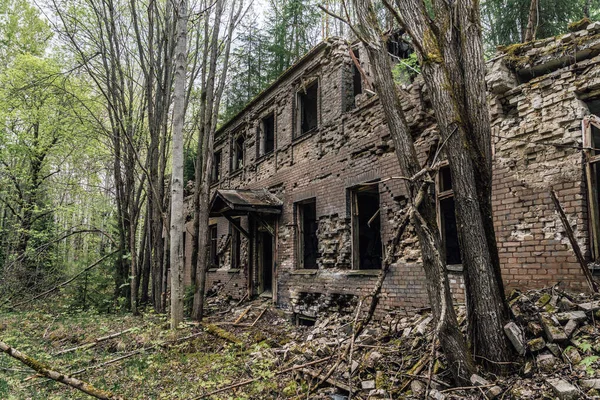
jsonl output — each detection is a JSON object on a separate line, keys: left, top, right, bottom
{"left": 556, "top": 311, "right": 587, "bottom": 323}
{"left": 410, "top": 380, "right": 425, "bottom": 396}
{"left": 428, "top": 388, "right": 446, "bottom": 400}
{"left": 350, "top": 360, "right": 359, "bottom": 373}
{"left": 547, "top": 378, "right": 579, "bottom": 400}
{"left": 542, "top": 315, "right": 567, "bottom": 342}
{"left": 546, "top": 343, "right": 561, "bottom": 357}
{"left": 504, "top": 321, "right": 526, "bottom": 355}
{"left": 361, "top": 380, "right": 375, "bottom": 390}
{"left": 559, "top": 297, "right": 576, "bottom": 311}
{"left": 581, "top": 379, "right": 600, "bottom": 389}
{"left": 537, "top": 353, "right": 558, "bottom": 371}
{"left": 365, "top": 351, "right": 382, "bottom": 368}
{"left": 578, "top": 301, "right": 600, "bottom": 312}
{"left": 470, "top": 374, "right": 490, "bottom": 386}
{"left": 488, "top": 385, "right": 503, "bottom": 399}
{"left": 563, "top": 346, "right": 582, "bottom": 364}
{"left": 416, "top": 316, "right": 432, "bottom": 335}
{"left": 564, "top": 319, "right": 579, "bottom": 338}
{"left": 527, "top": 321, "right": 543, "bottom": 336}
{"left": 527, "top": 337, "right": 545, "bottom": 352}
{"left": 587, "top": 21, "right": 600, "bottom": 32}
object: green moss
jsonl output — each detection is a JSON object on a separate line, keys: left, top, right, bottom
{"left": 568, "top": 18, "right": 592, "bottom": 32}
{"left": 422, "top": 28, "right": 443, "bottom": 64}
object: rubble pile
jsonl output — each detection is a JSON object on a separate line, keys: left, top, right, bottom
{"left": 206, "top": 287, "right": 600, "bottom": 398}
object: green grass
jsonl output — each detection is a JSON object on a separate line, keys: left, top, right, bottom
{"left": 0, "top": 309, "right": 288, "bottom": 399}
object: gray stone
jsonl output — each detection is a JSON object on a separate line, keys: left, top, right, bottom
{"left": 564, "top": 319, "right": 580, "bottom": 338}
{"left": 537, "top": 353, "right": 557, "bottom": 371}
{"left": 563, "top": 346, "right": 582, "bottom": 364}
{"left": 428, "top": 389, "right": 446, "bottom": 400}
{"left": 470, "top": 374, "right": 490, "bottom": 386}
{"left": 361, "top": 380, "right": 375, "bottom": 390}
{"left": 547, "top": 378, "right": 579, "bottom": 400}
{"left": 542, "top": 315, "right": 568, "bottom": 342}
{"left": 488, "top": 386, "right": 503, "bottom": 399}
{"left": 587, "top": 21, "right": 600, "bottom": 32}
{"left": 410, "top": 380, "right": 425, "bottom": 396}
{"left": 578, "top": 301, "right": 600, "bottom": 312}
{"left": 416, "top": 316, "right": 432, "bottom": 335}
{"left": 366, "top": 351, "right": 382, "bottom": 368}
{"left": 368, "top": 389, "right": 386, "bottom": 398}
{"left": 581, "top": 379, "right": 600, "bottom": 389}
{"left": 559, "top": 298, "right": 576, "bottom": 311}
{"left": 546, "top": 343, "right": 562, "bottom": 357}
{"left": 556, "top": 311, "right": 587, "bottom": 323}
{"left": 504, "top": 321, "right": 526, "bottom": 355}
{"left": 350, "top": 360, "right": 359, "bottom": 373}
{"left": 528, "top": 337, "right": 546, "bottom": 352}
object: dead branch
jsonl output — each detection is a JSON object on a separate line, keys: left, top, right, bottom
{"left": 10, "top": 251, "right": 118, "bottom": 309}
{"left": 233, "top": 306, "right": 252, "bottom": 324}
{"left": 0, "top": 340, "right": 119, "bottom": 399}
{"left": 251, "top": 308, "right": 267, "bottom": 327}
{"left": 54, "top": 328, "right": 134, "bottom": 356}
{"left": 193, "top": 356, "right": 332, "bottom": 399}
{"left": 550, "top": 190, "right": 598, "bottom": 292}
{"left": 202, "top": 323, "right": 242, "bottom": 344}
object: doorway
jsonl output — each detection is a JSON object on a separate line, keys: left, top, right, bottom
{"left": 260, "top": 231, "right": 273, "bottom": 294}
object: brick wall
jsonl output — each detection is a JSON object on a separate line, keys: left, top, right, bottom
{"left": 185, "top": 30, "right": 600, "bottom": 315}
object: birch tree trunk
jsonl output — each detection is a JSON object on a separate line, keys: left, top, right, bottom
{"left": 170, "top": 0, "right": 188, "bottom": 329}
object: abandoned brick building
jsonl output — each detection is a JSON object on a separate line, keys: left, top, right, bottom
{"left": 185, "top": 25, "right": 600, "bottom": 319}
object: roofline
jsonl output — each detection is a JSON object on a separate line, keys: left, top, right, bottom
{"left": 216, "top": 38, "right": 340, "bottom": 135}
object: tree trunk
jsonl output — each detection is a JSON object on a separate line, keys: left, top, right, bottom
{"left": 524, "top": 0, "right": 538, "bottom": 42}
{"left": 352, "top": 0, "right": 474, "bottom": 383}
{"left": 389, "top": 0, "right": 514, "bottom": 367}
{"left": 170, "top": 0, "right": 189, "bottom": 329}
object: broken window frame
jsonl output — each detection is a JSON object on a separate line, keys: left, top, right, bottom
{"left": 435, "top": 163, "right": 462, "bottom": 267}
{"left": 209, "top": 224, "right": 218, "bottom": 267}
{"left": 295, "top": 79, "right": 319, "bottom": 138}
{"left": 230, "top": 218, "right": 241, "bottom": 269}
{"left": 232, "top": 134, "right": 245, "bottom": 172}
{"left": 584, "top": 116, "right": 600, "bottom": 261}
{"left": 212, "top": 150, "right": 222, "bottom": 182}
{"left": 295, "top": 198, "right": 318, "bottom": 269}
{"left": 260, "top": 112, "right": 275, "bottom": 156}
{"left": 349, "top": 183, "right": 383, "bottom": 270}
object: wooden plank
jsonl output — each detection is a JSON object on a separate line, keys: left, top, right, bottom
{"left": 224, "top": 214, "right": 250, "bottom": 239}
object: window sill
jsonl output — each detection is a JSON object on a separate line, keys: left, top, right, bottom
{"left": 290, "top": 270, "right": 318, "bottom": 275}
{"left": 447, "top": 264, "right": 463, "bottom": 273}
{"left": 227, "top": 269, "right": 241, "bottom": 274}
{"left": 346, "top": 270, "right": 381, "bottom": 277}
{"left": 229, "top": 169, "right": 243, "bottom": 178}
{"left": 292, "top": 128, "right": 319, "bottom": 144}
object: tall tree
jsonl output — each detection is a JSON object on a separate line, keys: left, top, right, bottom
{"left": 170, "top": 0, "right": 188, "bottom": 329}
{"left": 191, "top": 0, "right": 244, "bottom": 321}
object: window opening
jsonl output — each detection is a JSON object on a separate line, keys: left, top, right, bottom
{"left": 262, "top": 113, "right": 275, "bottom": 155}
{"left": 209, "top": 225, "right": 218, "bottom": 267}
{"left": 351, "top": 184, "right": 382, "bottom": 270}
{"left": 584, "top": 116, "right": 600, "bottom": 260}
{"left": 261, "top": 231, "right": 273, "bottom": 292}
{"left": 437, "top": 165, "right": 462, "bottom": 265}
{"left": 233, "top": 136, "right": 245, "bottom": 171}
{"left": 231, "top": 219, "right": 241, "bottom": 269}
{"left": 212, "top": 150, "right": 221, "bottom": 181}
{"left": 352, "top": 50, "right": 362, "bottom": 98}
{"left": 296, "top": 199, "right": 318, "bottom": 269}
{"left": 297, "top": 80, "right": 319, "bottom": 135}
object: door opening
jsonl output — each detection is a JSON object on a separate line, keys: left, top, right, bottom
{"left": 261, "top": 231, "right": 273, "bottom": 294}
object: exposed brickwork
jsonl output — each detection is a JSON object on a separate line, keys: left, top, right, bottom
{"left": 184, "top": 28, "right": 600, "bottom": 317}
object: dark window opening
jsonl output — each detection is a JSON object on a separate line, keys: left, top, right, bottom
{"left": 233, "top": 136, "right": 245, "bottom": 171}
{"left": 352, "top": 50, "right": 362, "bottom": 98}
{"left": 261, "top": 231, "right": 273, "bottom": 292}
{"left": 296, "top": 199, "right": 318, "bottom": 269}
{"left": 209, "top": 225, "right": 218, "bottom": 267}
{"left": 296, "top": 314, "right": 316, "bottom": 326}
{"left": 437, "top": 165, "right": 462, "bottom": 265}
{"left": 298, "top": 81, "right": 319, "bottom": 135}
{"left": 212, "top": 151, "right": 222, "bottom": 181}
{"left": 262, "top": 113, "right": 275, "bottom": 154}
{"left": 584, "top": 116, "right": 600, "bottom": 261}
{"left": 351, "top": 185, "right": 382, "bottom": 270}
{"left": 231, "top": 220, "right": 241, "bottom": 269}
{"left": 387, "top": 30, "right": 412, "bottom": 60}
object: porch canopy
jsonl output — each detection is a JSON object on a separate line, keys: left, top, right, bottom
{"left": 209, "top": 189, "right": 283, "bottom": 218}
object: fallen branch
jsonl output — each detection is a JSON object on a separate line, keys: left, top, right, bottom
{"left": 54, "top": 328, "right": 134, "bottom": 356}
{"left": 10, "top": 251, "right": 118, "bottom": 309}
{"left": 251, "top": 308, "right": 267, "bottom": 327}
{"left": 550, "top": 190, "right": 598, "bottom": 292}
{"left": 0, "top": 340, "right": 118, "bottom": 399}
{"left": 201, "top": 323, "right": 242, "bottom": 344}
{"left": 233, "top": 306, "right": 252, "bottom": 324}
{"left": 193, "top": 356, "right": 332, "bottom": 399}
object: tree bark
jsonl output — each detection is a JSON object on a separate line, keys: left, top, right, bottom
{"left": 351, "top": 0, "right": 474, "bottom": 384}
{"left": 387, "top": 0, "right": 514, "bottom": 367}
{"left": 170, "top": 0, "right": 189, "bottom": 329}
{"left": 524, "top": 0, "right": 538, "bottom": 42}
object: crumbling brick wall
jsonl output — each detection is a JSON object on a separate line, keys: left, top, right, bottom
{"left": 188, "top": 28, "right": 600, "bottom": 316}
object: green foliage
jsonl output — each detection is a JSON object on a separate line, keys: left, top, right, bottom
{"left": 392, "top": 52, "right": 420, "bottom": 84}
{"left": 481, "top": 0, "right": 600, "bottom": 49}
{"left": 184, "top": 147, "right": 196, "bottom": 184}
